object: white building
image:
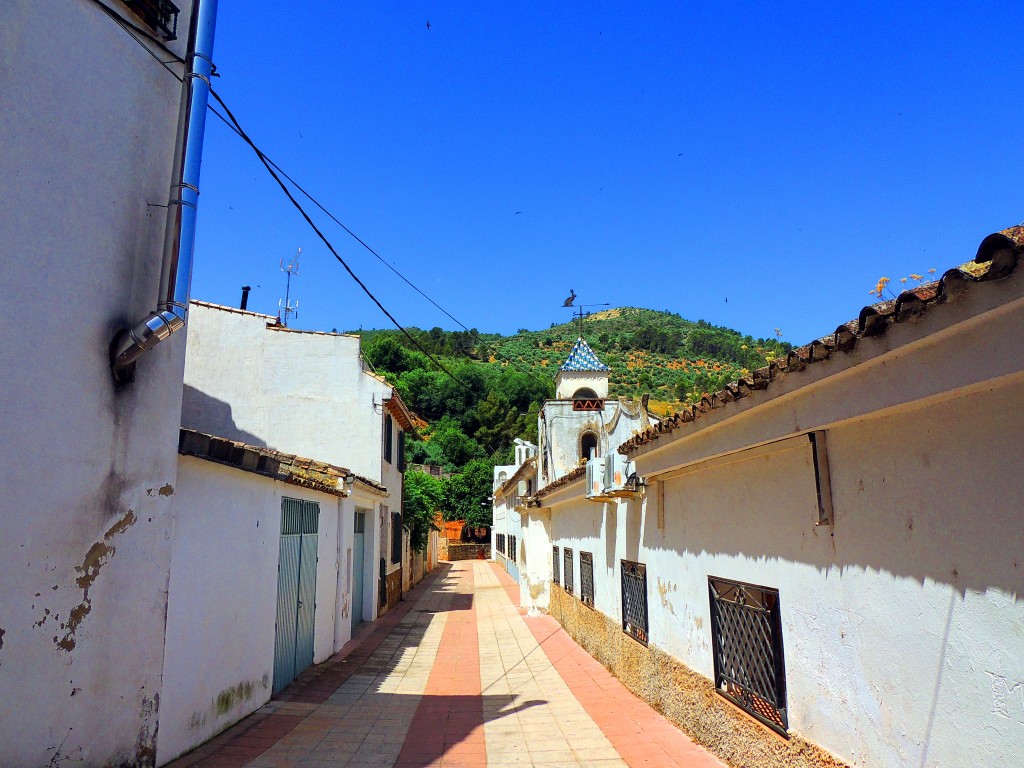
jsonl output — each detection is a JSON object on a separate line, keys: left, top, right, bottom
{"left": 492, "top": 439, "right": 537, "bottom": 582}
{"left": 522, "top": 338, "right": 657, "bottom": 611}
{"left": 157, "top": 430, "right": 388, "bottom": 764}
{"left": 522, "top": 229, "right": 1024, "bottom": 768}
{"left": 180, "top": 300, "right": 416, "bottom": 612}
{"left": 0, "top": 2, "right": 219, "bottom": 765}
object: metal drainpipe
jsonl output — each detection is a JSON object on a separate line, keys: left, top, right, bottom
{"left": 111, "top": 0, "right": 219, "bottom": 381}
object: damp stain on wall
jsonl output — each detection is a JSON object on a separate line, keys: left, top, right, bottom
{"left": 52, "top": 509, "right": 137, "bottom": 652}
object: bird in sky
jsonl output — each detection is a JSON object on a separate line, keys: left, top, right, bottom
{"left": 426, "top": 20, "right": 431, "bottom": 30}
{"left": 563, "top": 289, "right": 577, "bottom": 307}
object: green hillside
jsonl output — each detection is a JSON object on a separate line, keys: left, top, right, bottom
{"left": 353, "top": 309, "right": 790, "bottom": 527}
{"left": 481, "top": 307, "right": 790, "bottom": 416}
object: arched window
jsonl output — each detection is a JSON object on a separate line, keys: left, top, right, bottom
{"left": 580, "top": 432, "right": 599, "bottom": 462}
{"left": 572, "top": 387, "right": 599, "bottom": 400}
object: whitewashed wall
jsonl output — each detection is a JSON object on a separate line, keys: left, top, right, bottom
{"left": 539, "top": 400, "right": 653, "bottom": 487}
{"left": 159, "top": 457, "right": 346, "bottom": 765}
{"left": 181, "top": 303, "right": 392, "bottom": 482}
{"left": 0, "top": 2, "right": 197, "bottom": 764}
{"left": 536, "top": 278, "right": 1024, "bottom": 767}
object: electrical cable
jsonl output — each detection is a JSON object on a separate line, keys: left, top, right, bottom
{"left": 209, "top": 88, "right": 472, "bottom": 389}
{"left": 205, "top": 102, "right": 550, "bottom": 385}
{"left": 87, "top": 0, "right": 185, "bottom": 69}
{"left": 202, "top": 103, "right": 548, "bottom": 385}
{"left": 93, "top": 0, "right": 550, "bottom": 388}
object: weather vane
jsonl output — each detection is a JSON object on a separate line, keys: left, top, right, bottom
{"left": 561, "top": 290, "right": 609, "bottom": 337}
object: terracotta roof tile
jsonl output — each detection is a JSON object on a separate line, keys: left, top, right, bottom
{"left": 535, "top": 465, "right": 586, "bottom": 499}
{"left": 178, "top": 428, "right": 388, "bottom": 497}
{"left": 620, "top": 229, "right": 1022, "bottom": 455}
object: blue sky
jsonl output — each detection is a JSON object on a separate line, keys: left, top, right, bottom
{"left": 191, "top": 1, "right": 1022, "bottom": 347}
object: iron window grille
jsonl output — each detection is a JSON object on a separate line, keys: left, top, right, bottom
{"left": 620, "top": 560, "right": 648, "bottom": 644}
{"left": 563, "top": 548, "right": 574, "bottom": 595}
{"left": 122, "top": 0, "right": 180, "bottom": 40}
{"left": 496, "top": 533, "right": 506, "bottom": 556}
{"left": 552, "top": 546, "right": 560, "bottom": 586}
{"left": 580, "top": 552, "right": 595, "bottom": 608}
{"left": 509, "top": 535, "right": 517, "bottom": 563}
{"left": 708, "top": 576, "right": 788, "bottom": 736}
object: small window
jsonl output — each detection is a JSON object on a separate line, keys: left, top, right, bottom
{"left": 397, "top": 430, "right": 406, "bottom": 472}
{"left": 580, "top": 552, "right": 595, "bottom": 608}
{"left": 390, "top": 511, "right": 402, "bottom": 564}
{"left": 620, "top": 560, "right": 648, "bottom": 644}
{"left": 563, "top": 548, "right": 574, "bottom": 594}
{"left": 122, "top": 0, "right": 180, "bottom": 41}
{"left": 580, "top": 432, "right": 599, "bottom": 462}
{"left": 384, "top": 414, "right": 393, "bottom": 464}
{"left": 552, "top": 546, "right": 560, "bottom": 587}
{"left": 709, "top": 577, "right": 788, "bottom": 735}
{"left": 509, "top": 535, "right": 517, "bottom": 564}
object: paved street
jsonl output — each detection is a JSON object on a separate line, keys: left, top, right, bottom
{"left": 168, "top": 561, "right": 725, "bottom": 768}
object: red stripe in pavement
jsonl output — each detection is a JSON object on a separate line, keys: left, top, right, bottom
{"left": 396, "top": 562, "right": 487, "bottom": 768}
{"left": 489, "top": 565, "right": 725, "bottom": 768}
{"left": 166, "top": 567, "right": 446, "bottom": 768}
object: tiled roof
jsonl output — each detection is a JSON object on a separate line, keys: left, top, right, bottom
{"left": 190, "top": 299, "right": 275, "bottom": 321}
{"left": 535, "top": 465, "right": 586, "bottom": 500}
{"left": 560, "top": 338, "right": 610, "bottom": 372}
{"left": 497, "top": 457, "right": 537, "bottom": 496}
{"left": 620, "top": 227, "right": 1023, "bottom": 455}
{"left": 178, "top": 429, "right": 388, "bottom": 497}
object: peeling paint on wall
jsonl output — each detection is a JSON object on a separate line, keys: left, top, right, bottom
{"left": 147, "top": 483, "right": 175, "bottom": 497}
{"left": 52, "top": 509, "right": 137, "bottom": 652}
{"left": 657, "top": 577, "right": 677, "bottom": 615}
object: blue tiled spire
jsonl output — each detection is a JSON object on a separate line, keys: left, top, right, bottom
{"left": 560, "top": 338, "right": 610, "bottom": 372}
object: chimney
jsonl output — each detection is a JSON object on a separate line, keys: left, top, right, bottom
{"left": 240, "top": 285, "right": 251, "bottom": 310}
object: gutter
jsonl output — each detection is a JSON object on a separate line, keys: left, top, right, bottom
{"left": 111, "top": 0, "right": 219, "bottom": 381}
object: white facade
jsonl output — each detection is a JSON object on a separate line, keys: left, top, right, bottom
{"left": 492, "top": 440, "right": 537, "bottom": 581}
{"left": 180, "top": 301, "right": 412, "bottom": 598}
{"left": 159, "top": 456, "right": 367, "bottom": 763}
{"left": 0, "top": 2, "right": 204, "bottom": 764}
{"left": 525, "top": 250, "right": 1024, "bottom": 767}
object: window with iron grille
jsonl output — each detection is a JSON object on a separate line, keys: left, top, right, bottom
{"left": 620, "top": 560, "right": 648, "bottom": 644}
{"left": 580, "top": 552, "right": 595, "bottom": 608}
{"left": 509, "top": 535, "right": 517, "bottom": 563}
{"left": 563, "top": 548, "right": 574, "bottom": 594}
{"left": 496, "top": 533, "right": 505, "bottom": 556}
{"left": 708, "top": 577, "right": 788, "bottom": 736}
{"left": 552, "top": 546, "right": 560, "bottom": 586}
{"left": 122, "top": 0, "right": 180, "bottom": 40}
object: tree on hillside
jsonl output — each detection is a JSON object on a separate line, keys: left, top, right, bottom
{"left": 403, "top": 470, "right": 442, "bottom": 551}
{"left": 441, "top": 457, "right": 495, "bottom": 527}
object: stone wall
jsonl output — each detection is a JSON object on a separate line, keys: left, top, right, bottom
{"left": 548, "top": 587, "right": 851, "bottom": 768}
{"left": 445, "top": 543, "right": 490, "bottom": 562}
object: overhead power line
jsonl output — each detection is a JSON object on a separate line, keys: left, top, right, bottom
{"left": 205, "top": 102, "right": 547, "bottom": 383}
{"left": 91, "top": 0, "right": 549, "bottom": 387}
{"left": 208, "top": 89, "right": 472, "bottom": 389}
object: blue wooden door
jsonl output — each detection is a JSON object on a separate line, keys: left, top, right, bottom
{"left": 351, "top": 510, "right": 366, "bottom": 631}
{"left": 273, "top": 498, "right": 319, "bottom": 694}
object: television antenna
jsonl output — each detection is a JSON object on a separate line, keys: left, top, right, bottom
{"left": 563, "top": 301, "right": 610, "bottom": 337}
{"left": 278, "top": 247, "right": 300, "bottom": 327}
